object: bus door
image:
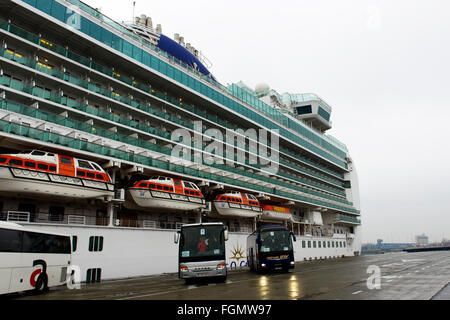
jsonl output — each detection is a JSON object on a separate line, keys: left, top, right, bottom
{"left": 173, "top": 179, "right": 183, "bottom": 194}
{"left": 58, "top": 155, "right": 75, "bottom": 176}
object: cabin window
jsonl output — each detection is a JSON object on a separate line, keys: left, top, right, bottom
{"left": 174, "top": 180, "right": 181, "bottom": 186}
{"left": 9, "top": 159, "right": 23, "bottom": 166}
{"left": 77, "top": 170, "right": 85, "bottom": 177}
{"left": 149, "top": 184, "right": 155, "bottom": 189}
{"left": 169, "top": 187, "right": 174, "bottom": 192}
{"left": 86, "top": 172, "right": 95, "bottom": 178}
{"left": 37, "top": 163, "right": 49, "bottom": 170}
{"left": 156, "top": 185, "right": 162, "bottom": 190}
{"left": 88, "top": 236, "right": 104, "bottom": 252}
{"left": 49, "top": 165, "right": 56, "bottom": 172}
{"left": 60, "top": 157, "right": 72, "bottom": 164}
{"left": 72, "top": 236, "right": 78, "bottom": 252}
{"left": 86, "top": 268, "right": 102, "bottom": 283}
{"left": 163, "top": 186, "right": 169, "bottom": 191}
{"left": 25, "top": 161, "right": 36, "bottom": 168}
{"left": 31, "top": 151, "right": 46, "bottom": 156}
{"left": 302, "top": 240, "right": 306, "bottom": 248}
{"left": 91, "top": 163, "right": 102, "bottom": 171}
{"left": 78, "top": 160, "right": 93, "bottom": 169}
{"left": 138, "top": 182, "right": 148, "bottom": 188}
{"left": 0, "top": 157, "right": 7, "bottom": 163}
{"left": 96, "top": 174, "right": 103, "bottom": 180}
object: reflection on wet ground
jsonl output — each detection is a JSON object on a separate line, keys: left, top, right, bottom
{"left": 9, "top": 251, "right": 450, "bottom": 300}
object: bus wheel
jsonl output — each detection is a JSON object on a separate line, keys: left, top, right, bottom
{"left": 34, "top": 274, "right": 48, "bottom": 293}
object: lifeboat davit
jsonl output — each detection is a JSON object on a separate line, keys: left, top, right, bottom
{"left": 125, "top": 176, "right": 206, "bottom": 211}
{"left": 213, "top": 191, "right": 262, "bottom": 218}
{"left": 0, "top": 150, "right": 114, "bottom": 199}
{"left": 260, "top": 205, "right": 292, "bottom": 221}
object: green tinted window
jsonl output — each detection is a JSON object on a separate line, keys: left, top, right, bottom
{"left": 50, "top": 1, "right": 66, "bottom": 21}
{"left": 36, "top": 0, "right": 52, "bottom": 14}
{"left": 122, "top": 40, "right": 133, "bottom": 57}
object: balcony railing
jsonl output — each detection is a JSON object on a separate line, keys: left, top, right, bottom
{"left": 0, "top": 23, "right": 347, "bottom": 181}
{"left": 0, "top": 97, "right": 354, "bottom": 209}
{"left": 335, "top": 216, "right": 361, "bottom": 225}
{"left": 0, "top": 212, "right": 253, "bottom": 232}
{"left": 0, "top": 15, "right": 349, "bottom": 170}
{"left": 0, "top": 118, "right": 360, "bottom": 215}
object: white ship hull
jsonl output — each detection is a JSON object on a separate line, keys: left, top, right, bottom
{"left": 11, "top": 223, "right": 359, "bottom": 282}
{"left": 0, "top": 166, "right": 114, "bottom": 199}
{"left": 125, "top": 189, "right": 206, "bottom": 211}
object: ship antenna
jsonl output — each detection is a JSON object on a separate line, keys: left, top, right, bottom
{"left": 132, "top": 1, "right": 136, "bottom": 23}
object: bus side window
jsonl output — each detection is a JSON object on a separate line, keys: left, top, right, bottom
{"left": 0, "top": 228, "right": 22, "bottom": 252}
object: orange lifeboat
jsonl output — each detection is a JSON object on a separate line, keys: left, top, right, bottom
{"left": 125, "top": 176, "right": 206, "bottom": 211}
{"left": 213, "top": 191, "right": 262, "bottom": 218}
{"left": 261, "top": 205, "right": 292, "bottom": 221}
{"left": 0, "top": 150, "right": 114, "bottom": 199}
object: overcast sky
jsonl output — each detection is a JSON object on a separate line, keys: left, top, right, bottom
{"left": 84, "top": 0, "right": 450, "bottom": 243}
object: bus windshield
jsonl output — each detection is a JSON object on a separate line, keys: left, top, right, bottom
{"left": 180, "top": 225, "right": 225, "bottom": 262}
{"left": 260, "top": 229, "right": 293, "bottom": 253}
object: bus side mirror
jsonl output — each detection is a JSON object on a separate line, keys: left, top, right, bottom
{"left": 224, "top": 229, "right": 229, "bottom": 241}
{"left": 174, "top": 231, "right": 180, "bottom": 244}
{"left": 256, "top": 235, "right": 261, "bottom": 245}
{"left": 290, "top": 232, "right": 297, "bottom": 242}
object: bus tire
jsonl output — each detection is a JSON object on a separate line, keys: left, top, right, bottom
{"left": 34, "top": 273, "right": 48, "bottom": 293}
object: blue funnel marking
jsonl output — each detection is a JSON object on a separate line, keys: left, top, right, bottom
{"left": 157, "top": 34, "right": 215, "bottom": 81}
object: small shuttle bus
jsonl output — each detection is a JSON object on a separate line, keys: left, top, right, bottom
{"left": 174, "top": 222, "right": 228, "bottom": 282}
{"left": 0, "top": 221, "right": 72, "bottom": 295}
{"left": 247, "top": 224, "right": 296, "bottom": 272}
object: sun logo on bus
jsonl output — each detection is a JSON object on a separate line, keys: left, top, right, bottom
{"left": 231, "top": 245, "right": 245, "bottom": 261}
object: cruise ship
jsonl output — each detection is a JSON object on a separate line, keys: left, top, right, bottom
{"left": 0, "top": 0, "right": 361, "bottom": 282}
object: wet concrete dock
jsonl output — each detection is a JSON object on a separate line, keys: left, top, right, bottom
{"left": 9, "top": 251, "right": 450, "bottom": 300}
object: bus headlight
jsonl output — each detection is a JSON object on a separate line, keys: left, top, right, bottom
{"left": 216, "top": 263, "right": 226, "bottom": 270}
{"left": 290, "top": 261, "right": 295, "bottom": 265}
{"left": 261, "top": 263, "right": 266, "bottom": 268}
{"left": 180, "top": 265, "right": 189, "bottom": 272}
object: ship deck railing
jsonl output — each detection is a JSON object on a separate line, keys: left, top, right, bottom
{"left": 0, "top": 212, "right": 254, "bottom": 232}
{"left": 0, "top": 14, "right": 349, "bottom": 170}
{"left": 0, "top": 19, "right": 347, "bottom": 180}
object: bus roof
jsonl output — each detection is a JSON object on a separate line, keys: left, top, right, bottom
{"left": 0, "top": 221, "right": 71, "bottom": 238}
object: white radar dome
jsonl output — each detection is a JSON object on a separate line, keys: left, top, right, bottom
{"left": 255, "top": 83, "right": 270, "bottom": 94}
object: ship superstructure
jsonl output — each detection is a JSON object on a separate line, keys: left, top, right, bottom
{"left": 0, "top": 0, "right": 361, "bottom": 282}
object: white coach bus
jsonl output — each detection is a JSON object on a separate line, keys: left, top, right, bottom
{"left": 0, "top": 221, "right": 72, "bottom": 295}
